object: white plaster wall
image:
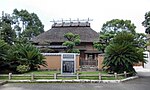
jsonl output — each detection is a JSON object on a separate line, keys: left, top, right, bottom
{"left": 144, "top": 51, "right": 150, "bottom": 69}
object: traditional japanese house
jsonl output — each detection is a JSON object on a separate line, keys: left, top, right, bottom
{"left": 32, "top": 21, "right": 103, "bottom": 71}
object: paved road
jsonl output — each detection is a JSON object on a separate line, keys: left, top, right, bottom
{"left": 0, "top": 72, "right": 150, "bottom": 90}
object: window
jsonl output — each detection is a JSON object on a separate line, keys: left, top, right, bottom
{"left": 88, "top": 54, "right": 94, "bottom": 59}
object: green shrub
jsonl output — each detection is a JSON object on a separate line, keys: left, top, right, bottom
{"left": 17, "top": 65, "right": 30, "bottom": 73}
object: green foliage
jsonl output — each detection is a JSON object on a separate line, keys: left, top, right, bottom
{"left": 63, "top": 32, "right": 80, "bottom": 53}
{"left": 94, "top": 19, "right": 136, "bottom": 53}
{"left": 112, "top": 31, "right": 135, "bottom": 44}
{"left": 14, "top": 37, "right": 30, "bottom": 44}
{"left": 134, "top": 33, "right": 146, "bottom": 50}
{"left": 40, "top": 48, "right": 54, "bottom": 53}
{"left": 63, "top": 41, "right": 75, "bottom": 49}
{"left": 0, "top": 40, "right": 9, "bottom": 60}
{"left": 12, "top": 9, "right": 44, "bottom": 39}
{"left": 65, "top": 49, "right": 80, "bottom": 53}
{"left": 8, "top": 43, "right": 47, "bottom": 71}
{"left": 102, "top": 19, "right": 136, "bottom": 34}
{"left": 0, "top": 10, "right": 46, "bottom": 73}
{"left": 0, "top": 40, "right": 9, "bottom": 71}
{"left": 0, "top": 13, "right": 16, "bottom": 44}
{"left": 16, "top": 65, "right": 30, "bottom": 73}
{"left": 103, "top": 31, "right": 146, "bottom": 74}
{"left": 143, "top": 11, "right": 150, "bottom": 51}
{"left": 94, "top": 33, "right": 114, "bottom": 53}
{"left": 142, "top": 11, "right": 150, "bottom": 34}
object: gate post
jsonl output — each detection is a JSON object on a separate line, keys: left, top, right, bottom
{"left": 9, "top": 73, "right": 12, "bottom": 80}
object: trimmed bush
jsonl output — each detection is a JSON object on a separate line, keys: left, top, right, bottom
{"left": 17, "top": 65, "right": 30, "bottom": 73}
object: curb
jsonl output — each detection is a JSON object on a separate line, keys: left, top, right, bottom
{"left": 120, "top": 76, "right": 139, "bottom": 82}
{"left": 7, "top": 79, "right": 121, "bottom": 83}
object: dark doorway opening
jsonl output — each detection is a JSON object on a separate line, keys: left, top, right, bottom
{"left": 62, "top": 61, "right": 74, "bottom": 73}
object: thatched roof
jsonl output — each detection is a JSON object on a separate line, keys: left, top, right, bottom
{"left": 32, "top": 22, "right": 99, "bottom": 44}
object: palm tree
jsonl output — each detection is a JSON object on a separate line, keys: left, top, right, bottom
{"left": 103, "top": 31, "right": 146, "bottom": 74}
{"left": 8, "top": 43, "right": 47, "bottom": 71}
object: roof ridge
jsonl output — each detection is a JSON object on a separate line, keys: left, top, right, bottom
{"left": 52, "top": 22, "right": 90, "bottom": 28}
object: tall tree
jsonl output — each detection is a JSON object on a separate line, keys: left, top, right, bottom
{"left": 12, "top": 9, "right": 44, "bottom": 40}
{"left": 94, "top": 19, "right": 136, "bottom": 53}
{"left": 0, "top": 12, "right": 16, "bottom": 44}
{"left": 0, "top": 40, "right": 9, "bottom": 72}
{"left": 134, "top": 33, "right": 146, "bottom": 50}
{"left": 94, "top": 33, "right": 114, "bottom": 53}
{"left": 142, "top": 11, "right": 150, "bottom": 34}
{"left": 63, "top": 32, "right": 80, "bottom": 53}
{"left": 101, "top": 19, "right": 136, "bottom": 34}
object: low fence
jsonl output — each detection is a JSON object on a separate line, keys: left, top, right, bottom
{"left": 0, "top": 71, "right": 131, "bottom": 80}
{"left": 80, "top": 59, "right": 98, "bottom": 66}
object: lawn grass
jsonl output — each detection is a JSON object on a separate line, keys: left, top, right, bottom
{"left": 79, "top": 76, "right": 98, "bottom": 80}
{"left": 102, "top": 76, "right": 124, "bottom": 80}
{"left": 78, "top": 71, "right": 107, "bottom": 75}
{"left": 34, "top": 76, "right": 54, "bottom": 80}
{"left": 0, "top": 76, "right": 8, "bottom": 80}
{"left": 24, "top": 70, "right": 60, "bottom": 75}
{"left": 24, "top": 70, "right": 107, "bottom": 75}
{"left": 11, "top": 76, "right": 31, "bottom": 80}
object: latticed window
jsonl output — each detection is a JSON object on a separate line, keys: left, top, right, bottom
{"left": 63, "top": 54, "right": 74, "bottom": 59}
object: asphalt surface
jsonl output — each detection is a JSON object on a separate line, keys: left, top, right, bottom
{"left": 0, "top": 72, "right": 150, "bottom": 90}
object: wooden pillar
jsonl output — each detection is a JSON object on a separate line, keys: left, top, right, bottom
{"left": 124, "top": 71, "right": 127, "bottom": 78}
{"left": 31, "top": 73, "right": 34, "bottom": 80}
{"left": 54, "top": 73, "right": 57, "bottom": 79}
{"left": 76, "top": 73, "right": 79, "bottom": 79}
{"left": 94, "top": 54, "right": 97, "bottom": 60}
{"left": 85, "top": 54, "right": 88, "bottom": 60}
{"left": 8, "top": 73, "right": 12, "bottom": 80}
{"left": 99, "top": 73, "right": 102, "bottom": 80}
{"left": 114, "top": 73, "right": 118, "bottom": 79}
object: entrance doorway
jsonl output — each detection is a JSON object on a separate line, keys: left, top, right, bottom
{"left": 62, "top": 61, "right": 74, "bottom": 73}
{"left": 61, "top": 53, "right": 76, "bottom": 74}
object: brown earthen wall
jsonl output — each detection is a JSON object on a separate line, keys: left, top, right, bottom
{"left": 97, "top": 54, "right": 104, "bottom": 70}
{"left": 76, "top": 55, "right": 80, "bottom": 70}
{"left": 40, "top": 55, "right": 61, "bottom": 70}
{"left": 40, "top": 55, "right": 80, "bottom": 71}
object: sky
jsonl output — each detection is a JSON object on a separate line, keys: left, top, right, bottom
{"left": 0, "top": 0, "right": 150, "bottom": 33}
